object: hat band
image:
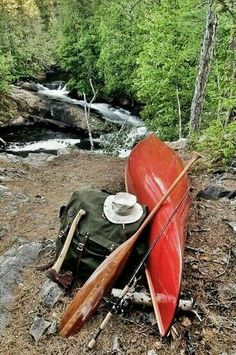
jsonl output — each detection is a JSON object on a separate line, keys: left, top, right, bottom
{"left": 112, "top": 204, "right": 134, "bottom": 216}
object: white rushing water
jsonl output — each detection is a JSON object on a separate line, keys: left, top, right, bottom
{"left": 9, "top": 138, "right": 81, "bottom": 152}
{"left": 2, "top": 83, "right": 147, "bottom": 157}
{"left": 36, "top": 83, "right": 148, "bottom": 156}
{"left": 37, "top": 84, "right": 145, "bottom": 128}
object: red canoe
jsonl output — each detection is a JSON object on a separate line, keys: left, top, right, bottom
{"left": 125, "top": 134, "right": 190, "bottom": 336}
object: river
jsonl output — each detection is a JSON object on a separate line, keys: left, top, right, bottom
{"left": 1, "top": 82, "right": 147, "bottom": 158}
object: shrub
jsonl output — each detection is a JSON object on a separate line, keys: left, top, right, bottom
{"left": 190, "top": 120, "right": 236, "bottom": 166}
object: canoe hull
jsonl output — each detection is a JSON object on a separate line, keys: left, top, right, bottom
{"left": 125, "top": 134, "right": 190, "bottom": 335}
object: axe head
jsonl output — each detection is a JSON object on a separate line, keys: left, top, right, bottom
{"left": 47, "top": 269, "right": 73, "bottom": 289}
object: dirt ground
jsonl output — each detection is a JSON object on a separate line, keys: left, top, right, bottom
{"left": 0, "top": 148, "right": 235, "bottom": 354}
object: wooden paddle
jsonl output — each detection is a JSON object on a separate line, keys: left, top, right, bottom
{"left": 59, "top": 152, "right": 201, "bottom": 337}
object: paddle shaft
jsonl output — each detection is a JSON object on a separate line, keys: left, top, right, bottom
{"left": 88, "top": 188, "right": 190, "bottom": 349}
{"left": 130, "top": 152, "right": 201, "bottom": 238}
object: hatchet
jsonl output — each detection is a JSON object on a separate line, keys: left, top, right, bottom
{"left": 47, "top": 209, "right": 86, "bottom": 288}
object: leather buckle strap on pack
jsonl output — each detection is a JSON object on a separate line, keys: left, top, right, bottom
{"left": 73, "top": 233, "right": 90, "bottom": 283}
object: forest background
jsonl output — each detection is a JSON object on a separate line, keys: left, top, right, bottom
{"left": 0, "top": 0, "right": 235, "bottom": 164}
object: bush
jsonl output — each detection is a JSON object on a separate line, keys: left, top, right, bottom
{"left": 0, "top": 53, "right": 12, "bottom": 93}
{"left": 190, "top": 120, "right": 236, "bottom": 166}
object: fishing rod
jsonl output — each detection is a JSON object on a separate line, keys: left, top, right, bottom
{"left": 88, "top": 187, "right": 190, "bottom": 349}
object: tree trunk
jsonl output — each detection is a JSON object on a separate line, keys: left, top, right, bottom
{"left": 189, "top": 1, "right": 217, "bottom": 133}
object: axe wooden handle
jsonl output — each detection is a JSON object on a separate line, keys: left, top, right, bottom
{"left": 52, "top": 209, "right": 86, "bottom": 274}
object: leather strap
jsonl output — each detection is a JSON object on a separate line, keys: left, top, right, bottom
{"left": 73, "top": 232, "right": 90, "bottom": 284}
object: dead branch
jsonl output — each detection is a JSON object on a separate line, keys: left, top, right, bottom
{"left": 218, "top": 0, "right": 236, "bottom": 20}
{"left": 83, "top": 79, "right": 98, "bottom": 151}
{"left": 176, "top": 86, "right": 182, "bottom": 139}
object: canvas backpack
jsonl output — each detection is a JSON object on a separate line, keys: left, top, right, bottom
{"left": 56, "top": 188, "right": 147, "bottom": 285}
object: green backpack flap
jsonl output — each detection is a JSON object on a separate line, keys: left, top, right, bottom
{"left": 56, "top": 188, "right": 147, "bottom": 284}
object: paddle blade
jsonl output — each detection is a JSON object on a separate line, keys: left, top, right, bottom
{"left": 59, "top": 234, "right": 138, "bottom": 337}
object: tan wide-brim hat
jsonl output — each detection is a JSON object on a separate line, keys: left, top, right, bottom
{"left": 103, "top": 192, "right": 143, "bottom": 224}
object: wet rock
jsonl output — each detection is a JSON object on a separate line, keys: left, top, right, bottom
{"left": 29, "top": 316, "right": 51, "bottom": 342}
{"left": 9, "top": 86, "right": 108, "bottom": 134}
{"left": 41, "top": 279, "right": 64, "bottom": 308}
{"left": 197, "top": 185, "right": 236, "bottom": 200}
{"left": 21, "top": 82, "right": 39, "bottom": 92}
{"left": 49, "top": 102, "right": 107, "bottom": 134}
{"left": 43, "top": 81, "right": 65, "bottom": 90}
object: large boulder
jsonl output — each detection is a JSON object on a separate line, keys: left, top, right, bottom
{"left": 7, "top": 86, "right": 109, "bottom": 135}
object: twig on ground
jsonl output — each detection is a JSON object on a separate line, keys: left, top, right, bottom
{"left": 214, "top": 250, "right": 231, "bottom": 278}
{"left": 186, "top": 246, "right": 206, "bottom": 253}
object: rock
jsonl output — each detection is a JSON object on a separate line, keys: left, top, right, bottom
{"left": 197, "top": 185, "right": 236, "bottom": 200}
{"left": 0, "top": 185, "right": 8, "bottom": 197}
{"left": 0, "top": 153, "right": 21, "bottom": 164}
{"left": 57, "top": 148, "right": 73, "bottom": 156}
{"left": 29, "top": 316, "right": 51, "bottom": 342}
{"left": 8, "top": 86, "right": 108, "bottom": 134}
{"left": 49, "top": 102, "right": 107, "bottom": 134}
{"left": 41, "top": 279, "right": 64, "bottom": 308}
{"left": 47, "top": 320, "right": 58, "bottom": 334}
{"left": 147, "top": 350, "right": 158, "bottom": 355}
{"left": 225, "top": 221, "right": 236, "bottom": 232}
{"left": 21, "top": 82, "right": 39, "bottom": 92}
{"left": 0, "top": 239, "right": 49, "bottom": 336}
{"left": 25, "top": 153, "right": 56, "bottom": 167}
{"left": 148, "top": 312, "right": 157, "bottom": 326}
{"left": 166, "top": 138, "right": 188, "bottom": 150}
{"left": 0, "top": 167, "right": 26, "bottom": 179}
{"left": 0, "top": 226, "right": 9, "bottom": 240}
{"left": 112, "top": 336, "right": 123, "bottom": 353}
{"left": 43, "top": 81, "right": 65, "bottom": 90}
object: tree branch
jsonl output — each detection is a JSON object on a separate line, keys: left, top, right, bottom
{"left": 83, "top": 79, "right": 98, "bottom": 151}
{"left": 217, "top": 0, "right": 236, "bottom": 20}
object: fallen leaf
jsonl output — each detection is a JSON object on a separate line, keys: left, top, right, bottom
{"left": 181, "top": 316, "right": 192, "bottom": 327}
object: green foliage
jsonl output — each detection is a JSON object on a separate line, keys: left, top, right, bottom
{"left": 0, "top": 95, "right": 17, "bottom": 124}
{"left": 96, "top": 1, "right": 143, "bottom": 99}
{"left": 0, "top": 0, "right": 60, "bottom": 92}
{"left": 0, "top": 0, "right": 235, "bottom": 160}
{"left": 0, "top": 53, "right": 12, "bottom": 93}
{"left": 133, "top": 1, "right": 205, "bottom": 140}
{"left": 58, "top": 0, "right": 101, "bottom": 94}
{"left": 57, "top": 0, "right": 235, "bottom": 145}
{"left": 190, "top": 120, "right": 236, "bottom": 165}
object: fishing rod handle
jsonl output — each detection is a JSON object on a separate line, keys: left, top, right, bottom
{"left": 88, "top": 285, "right": 129, "bottom": 349}
{"left": 88, "top": 312, "right": 113, "bottom": 349}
